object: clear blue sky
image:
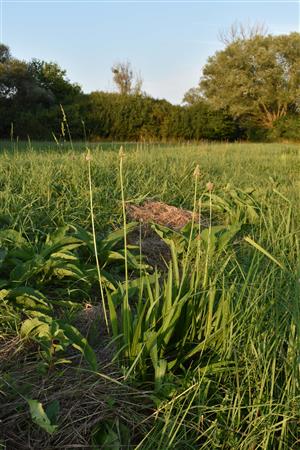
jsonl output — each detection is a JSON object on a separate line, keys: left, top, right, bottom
{"left": 1, "top": 1, "right": 299, "bottom": 103}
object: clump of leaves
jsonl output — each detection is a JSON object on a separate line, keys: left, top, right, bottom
{"left": 21, "top": 314, "right": 97, "bottom": 371}
{"left": 200, "top": 186, "right": 260, "bottom": 224}
{"left": 107, "top": 220, "right": 242, "bottom": 392}
{"left": 0, "top": 223, "right": 146, "bottom": 292}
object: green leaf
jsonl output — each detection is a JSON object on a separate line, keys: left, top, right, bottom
{"left": 106, "top": 288, "right": 119, "bottom": 338}
{"left": 45, "top": 400, "right": 60, "bottom": 425}
{"left": 0, "top": 229, "right": 27, "bottom": 247}
{"left": 244, "top": 236, "right": 284, "bottom": 269}
{"left": 0, "top": 289, "right": 9, "bottom": 300}
{"left": 58, "top": 322, "right": 97, "bottom": 370}
{"left": 52, "top": 263, "right": 86, "bottom": 281}
{"left": 216, "top": 223, "right": 241, "bottom": 252}
{"left": 103, "top": 222, "right": 137, "bottom": 246}
{"left": 8, "top": 287, "right": 52, "bottom": 314}
{"left": 92, "top": 422, "right": 121, "bottom": 450}
{"left": 27, "top": 399, "right": 58, "bottom": 434}
{"left": 20, "top": 317, "right": 51, "bottom": 338}
{"left": 155, "top": 358, "right": 167, "bottom": 392}
{"left": 45, "top": 226, "right": 69, "bottom": 245}
{"left": 10, "top": 255, "right": 45, "bottom": 283}
{"left": 50, "top": 251, "right": 78, "bottom": 261}
{"left": 0, "top": 247, "right": 7, "bottom": 268}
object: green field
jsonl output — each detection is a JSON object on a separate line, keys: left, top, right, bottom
{"left": 0, "top": 142, "right": 299, "bottom": 449}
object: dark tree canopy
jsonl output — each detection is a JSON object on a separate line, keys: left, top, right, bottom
{"left": 0, "top": 40, "right": 299, "bottom": 142}
{"left": 0, "top": 43, "right": 11, "bottom": 63}
{"left": 28, "top": 59, "right": 82, "bottom": 103}
{"left": 0, "top": 44, "right": 83, "bottom": 138}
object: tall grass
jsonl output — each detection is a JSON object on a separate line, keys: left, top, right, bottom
{"left": 0, "top": 141, "right": 299, "bottom": 448}
{"left": 107, "top": 142, "right": 299, "bottom": 448}
{"left": 0, "top": 142, "right": 299, "bottom": 234}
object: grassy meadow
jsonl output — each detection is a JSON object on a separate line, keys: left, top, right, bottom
{"left": 0, "top": 141, "right": 299, "bottom": 449}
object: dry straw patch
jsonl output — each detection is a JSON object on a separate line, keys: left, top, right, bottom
{"left": 0, "top": 307, "right": 151, "bottom": 449}
{"left": 0, "top": 365, "right": 150, "bottom": 449}
{"left": 127, "top": 201, "right": 204, "bottom": 269}
{"left": 127, "top": 201, "right": 196, "bottom": 230}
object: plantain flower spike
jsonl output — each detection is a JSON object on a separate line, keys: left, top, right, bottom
{"left": 119, "top": 145, "right": 125, "bottom": 159}
{"left": 193, "top": 164, "right": 200, "bottom": 178}
{"left": 206, "top": 181, "right": 214, "bottom": 192}
{"left": 85, "top": 148, "right": 92, "bottom": 161}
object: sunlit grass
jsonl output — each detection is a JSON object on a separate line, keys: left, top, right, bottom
{"left": 0, "top": 141, "right": 299, "bottom": 448}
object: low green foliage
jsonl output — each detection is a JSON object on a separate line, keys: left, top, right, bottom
{"left": 0, "top": 220, "right": 144, "bottom": 375}
{"left": 27, "top": 399, "right": 59, "bottom": 435}
{"left": 92, "top": 418, "right": 131, "bottom": 450}
{"left": 21, "top": 315, "right": 97, "bottom": 370}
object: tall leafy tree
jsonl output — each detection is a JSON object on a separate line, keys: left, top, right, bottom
{"left": 0, "top": 43, "right": 11, "bottom": 63}
{"left": 198, "top": 32, "right": 300, "bottom": 128}
{"left": 0, "top": 48, "right": 35, "bottom": 102}
{"left": 0, "top": 44, "right": 83, "bottom": 138}
{"left": 182, "top": 87, "right": 202, "bottom": 106}
{"left": 28, "top": 59, "right": 82, "bottom": 103}
{"left": 111, "top": 61, "right": 143, "bottom": 96}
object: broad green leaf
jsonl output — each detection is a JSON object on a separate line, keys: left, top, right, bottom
{"left": 58, "top": 322, "right": 97, "bottom": 370}
{"left": 45, "top": 226, "right": 69, "bottom": 245}
{"left": 9, "top": 255, "right": 45, "bottom": 283}
{"left": 45, "top": 400, "right": 60, "bottom": 425}
{"left": 0, "top": 289, "right": 9, "bottom": 300}
{"left": 27, "top": 399, "right": 58, "bottom": 434}
{"left": 50, "top": 251, "right": 78, "bottom": 261}
{"left": 21, "top": 317, "right": 50, "bottom": 338}
{"left": 52, "top": 264, "right": 86, "bottom": 281}
{"left": 8, "top": 287, "right": 52, "bottom": 314}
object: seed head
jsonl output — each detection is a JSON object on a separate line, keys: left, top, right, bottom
{"left": 61, "top": 121, "right": 65, "bottom": 137}
{"left": 119, "top": 145, "right": 125, "bottom": 159}
{"left": 85, "top": 149, "right": 92, "bottom": 161}
{"left": 206, "top": 181, "right": 214, "bottom": 192}
{"left": 60, "top": 104, "right": 67, "bottom": 122}
{"left": 193, "top": 164, "right": 200, "bottom": 178}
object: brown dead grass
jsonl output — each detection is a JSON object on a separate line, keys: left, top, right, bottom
{"left": 0, "top": 335, "right": 24, "bottom": 363}
{"left": 0, "top": 363, "right": 151, "bottom": 449}
{"left": 127, "top": 201, "right": 204, "bottom": 270}
{"left": 0, "top": 304, "right": 152, "bottom": 449}
{"left": 127, "top": 201, "right": 195, "bottom": 230}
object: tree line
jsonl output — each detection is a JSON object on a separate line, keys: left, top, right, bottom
{"left": 0, "top": 28, "right": 299, "bottom": 142}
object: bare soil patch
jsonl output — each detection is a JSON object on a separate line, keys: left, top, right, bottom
{"left": 127, "top": 201, "right": 202, "bottom": 270}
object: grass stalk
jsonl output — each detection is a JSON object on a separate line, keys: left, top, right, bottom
{"left": 119, "top": 146, "right": 131, "bottom": 356}
{"left": 86, "top": 148, "right": 109, "bottom": 332}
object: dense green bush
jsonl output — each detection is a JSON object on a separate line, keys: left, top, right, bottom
{"left": 83, "top": 92, "right": 174, "bottom": 141}
{"left": 268, "top": 114, "right": 300, "bottom": 141}
{"left": 0, "top": 42, "right": 299, "bottom": 142}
